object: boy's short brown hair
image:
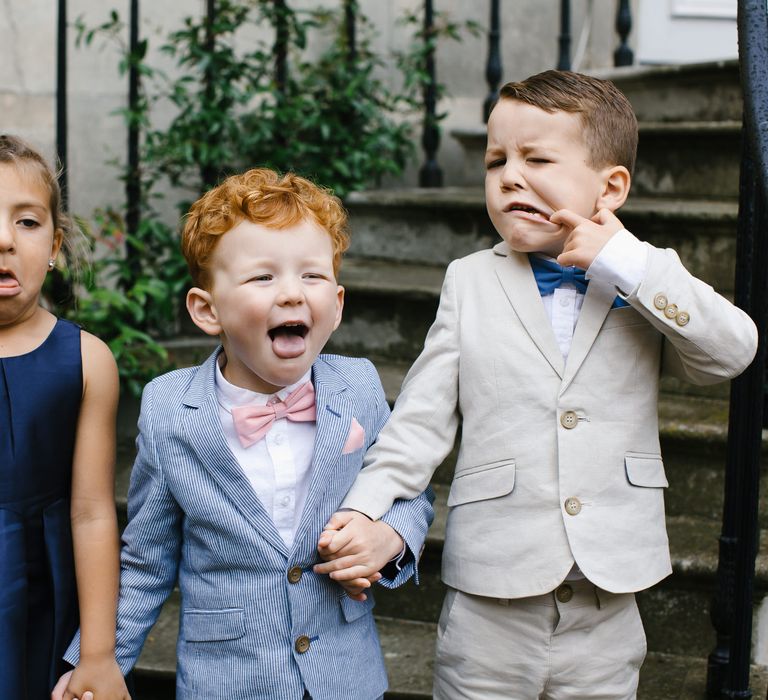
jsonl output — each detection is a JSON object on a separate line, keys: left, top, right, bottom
{"left": 182, "top": 168, "right": 350, "bottom": 288}
{"left": 498, "top": 70, "right": 638, "bottom": 175}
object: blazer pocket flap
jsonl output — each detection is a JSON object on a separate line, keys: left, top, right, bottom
{"left": 184, "top": 608, "right": 246, "bottom": 642}
{"left": 340, "top": 591, "right": 375, "bottom": 623}
{"left": 625, "top": 454, "right": 669, "bottom": 488}
{"left": 447, "top": 460, "right": 516, "bottom": 507}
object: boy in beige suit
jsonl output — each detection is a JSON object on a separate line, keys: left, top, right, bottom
{"left": 313, "top": 71, "right": 757, "bottom": 698}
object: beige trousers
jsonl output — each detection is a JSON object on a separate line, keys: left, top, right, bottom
{"left": 433, "top": 579, "right": 646, "bottom": 700}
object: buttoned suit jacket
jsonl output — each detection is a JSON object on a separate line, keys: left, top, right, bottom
{"left": 342, "top": 237, "right": 757, "bottom": 599}
{"left": 64, "top": 349, "right": 434, "bottom": 700}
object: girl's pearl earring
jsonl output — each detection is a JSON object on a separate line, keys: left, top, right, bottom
{"left": 48, "top": 259, "right": 55, "bottom": 270}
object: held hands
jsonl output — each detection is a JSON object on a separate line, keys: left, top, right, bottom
{"left": 550, "top": 208, "right": 624, "bottom": 270}
{"left": 314, "top": 510, "right": 405, "bottom": 601}
{"left": 51, "top": 655, "right": 131, "bottom": 700}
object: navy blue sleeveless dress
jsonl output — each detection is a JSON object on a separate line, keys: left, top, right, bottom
{"left": 0, "top": 318, "right": 82, "bottom": 698}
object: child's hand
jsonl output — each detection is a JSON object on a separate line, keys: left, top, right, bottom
{"left": 314, "top": 510, "right": 404, "bottom": 588}
{"left": 550, "top": 208, "right": 624, "bottom": 270}
{"left": 52, "top": 655, "right": 131, "bottom": 700}
{"left": 336, "top": 572, "right": 383, "bottom": 602}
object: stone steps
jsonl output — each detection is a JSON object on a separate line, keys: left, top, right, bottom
{"left": 116, "top": 355, "right": 762, "bottom": 525}
{"left": 344, "top": 191, "right": 738, "bottom": 294}
{"left": 591, "top": 60, "right": 741, "bottom": 123}
{"left": 374, "top": 490, "right": 768, "bottom": 660}
{"left": 127, "top": 592, "right": 768, "bottom": 700}
{"left": 332, "top": 250, "right": 737, "bottom": 365}
{"left": 113, "top": 431, "right": 768, "bottom": 660}
{"left": 122, "top": 58, "right": 759, "bottom": 693}
{"left": 451, "top": 120, "right": 740, "bottom": 199}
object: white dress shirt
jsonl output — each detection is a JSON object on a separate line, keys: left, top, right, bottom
{"left": 537, "top": 229, "right": 648, "bottom": 361}
{"left": 215, "top": 361, "right": 315, "bottom": 548}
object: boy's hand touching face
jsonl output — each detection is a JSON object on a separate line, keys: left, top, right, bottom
{"left": 314, "top": 510, "right": 404, "bottom": 600}
{"left": 550, "top": 208, "right": 624, "bottom": 270}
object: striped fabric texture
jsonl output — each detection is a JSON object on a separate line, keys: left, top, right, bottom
{"left": 65, "top": 349, "right": 434, "bottom": 700}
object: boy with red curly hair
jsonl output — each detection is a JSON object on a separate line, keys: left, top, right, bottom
{"left": 61, "top": 168, "right": 433, "bottom": 700}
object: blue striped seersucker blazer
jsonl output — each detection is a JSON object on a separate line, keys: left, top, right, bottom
{"left": 64, "top": 349, "right": 434, "bottom": 699}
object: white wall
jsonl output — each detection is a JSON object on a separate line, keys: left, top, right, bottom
{"left": 636, "top": 0, "right": 737, "bottom": 63}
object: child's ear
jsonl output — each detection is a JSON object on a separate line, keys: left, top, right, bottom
{"left": 332, "top": 285, "right": 345, "bottom": 331}
{"left": 51, "top": 228, "right": 64, "bottom": 259}
{"left": 596, "top": 165, "right": 631, "bottom": 212}
{"left": 186, "top": 287, "right": 221, "bottom": 337}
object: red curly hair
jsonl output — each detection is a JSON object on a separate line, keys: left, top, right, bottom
{"left": 182, "top": 168, "right": 350, "bottom": 288}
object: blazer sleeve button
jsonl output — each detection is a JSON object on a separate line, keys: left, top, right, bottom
{"left": 653, "top": 293, "right": 668, "bottom": 310}
{"left": 676, "top": 310, "right": 690, "bottom": 326}
{"left": 664, "top": 303, "right": 679, "bottom": 320}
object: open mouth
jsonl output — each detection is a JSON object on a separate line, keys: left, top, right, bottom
{"left": 268, "top": 322, "right": 308, "bottom": 341}
{"left": 504, "top": 203, "right": 550, "bottom": 221}
{"left": 268, "top": 322, "right": 309, "bottom": 359}
{"left": 0, "top": 271, "right": 19, "bottom": 289}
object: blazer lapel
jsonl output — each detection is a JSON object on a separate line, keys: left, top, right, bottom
{"left": 493, "top": 243, "right": 565, "bottom": 378}
{"left": 182, "top": 349, "right": 288, "bottom": 557}
{"left": 560, "top": 277, "right": 616, "bottom": 392}
{"left": 292, "top": 360, "right": 354, "bottom": 549}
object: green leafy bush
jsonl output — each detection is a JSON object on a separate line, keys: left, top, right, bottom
{"left": 69, "top": 1, "right": 476, "bottom": 395}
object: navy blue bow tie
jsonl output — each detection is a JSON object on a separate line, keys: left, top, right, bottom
{"left": 527, "top": 254, "right": 629, "bottom": 308}
{"left": 528, "top": 255, "right": 588, "bottom": 295}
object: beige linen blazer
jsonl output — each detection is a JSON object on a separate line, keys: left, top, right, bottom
{"left": 342, "top": 238, "right": 757, "bottom": 598}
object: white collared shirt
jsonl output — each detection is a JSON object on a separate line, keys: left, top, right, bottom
{"left": 538, "top": 229, "right": 648, "bottom": 360}
{"left": 215, "top": 362, "right": 316, "bottom": 548}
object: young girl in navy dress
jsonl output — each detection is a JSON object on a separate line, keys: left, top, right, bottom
{"left": 0, "top": 135, "right": 129, "bottom": 699}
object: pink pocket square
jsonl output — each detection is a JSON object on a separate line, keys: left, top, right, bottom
{"left": 342, "top": 418, "right": 365, "bottom": 454}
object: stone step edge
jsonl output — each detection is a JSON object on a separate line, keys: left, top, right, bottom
{"left": 345, "top": 187, "right": 737, "bottom": 220}
{"left": 588, "top": 57, "right": 739, "bottom": 85}
{"left": 452, "top": 120, "right": 741, "bottom": 143}
{"left": 132, "top": 594, "right": 768, "bottom": 700}
{"left": 374, "top": 360, "right": 737, "bottom": 446}
{"left": 123, "top": 349, "right": 738, "bottom": 446}
{"left": 122, "top": 351, "right": 741, "bottom": 447}
{"left": 424, "top": 484, "right": 768, "bottom": 588}
{"left": 113, "top": 468, "right": 768, "bottom": 589}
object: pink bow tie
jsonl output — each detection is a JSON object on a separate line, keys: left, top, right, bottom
{"left": 231, "top": 382, "right": 316, "bottom": 448}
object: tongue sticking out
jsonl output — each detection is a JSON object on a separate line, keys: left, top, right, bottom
{"left": 270, "top": 325, "right": 307, "bottom": 359}
{"left": 0, "top": 273, "right": 20, "bottom": 293}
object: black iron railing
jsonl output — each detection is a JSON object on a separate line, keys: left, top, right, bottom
{"left": 707, "top": 2, "right": 768, "bottom": 698}
{"left": 418, "top": 0, "right": 443, "bottom": 187}
{"left": 483, "top": 0, "right": 502, "bottom": 123}
{"left": 55, "top": 1, "right": 635, "bottom": 192}
{"left": 56, "top": 0, "right": 68, "bottom": 206}
{"left": 125, "top": 0, "right": 142, "bottom": 286}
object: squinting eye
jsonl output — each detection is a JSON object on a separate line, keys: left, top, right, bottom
{"left": 485, "top": 159, "right": 505, "bottom": 170}
{"left": 251, "top": 275, "right": 272, "bottom": 282}
{"left": 528, "top": 158, "right": 550, "bottom": 164}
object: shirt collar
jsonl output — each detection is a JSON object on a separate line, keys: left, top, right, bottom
{"left": 214, "top": 358, "right": 311, "bottom": 410}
